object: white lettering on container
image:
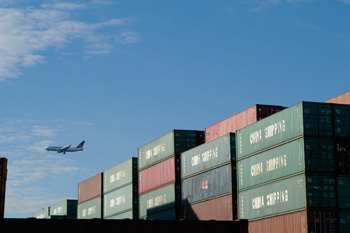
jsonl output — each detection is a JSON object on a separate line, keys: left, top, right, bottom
{"left": 266, "top": 154, "right": 287, "bottom": 172}
{"left": 265, "top": 120, "right": 285, "bottom": 139}
{"left": 266, "top": 190, "right": 288, "bottom": 206}
{"left": 250, "top": 130, "right": 262, "bottom": 145}
{"left": 116, "top": 195, "right": 126, "bottom": 205}
{"left": 252, "top": 196, "right": 264, "bottom": 209}
{"left": 190, "top": 147, "right": 218, "bottom": 167}
{"left": 251, "top": 162, "right": 263, "bottom": 177}
{"left": 145, "top": 143, "right": 166, "bottom": 160}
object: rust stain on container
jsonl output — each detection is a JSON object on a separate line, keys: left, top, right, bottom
{"left": 78, "top": 173, "right": 102, "bottom": 204}
{"left": 205, "top": 104, "right": 284, "bottom": 143}
{"left": 138, "top": 157, "right": 176, "bottom": 195}
{"left": 325, "top": 91, "right": 350, "bottom": 104}
{"left": 182, "top": 194, "right": 234, "bottom": 221}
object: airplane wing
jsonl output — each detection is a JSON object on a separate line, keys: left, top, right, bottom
{"left": 58, "top": 145, "right": 71, "bottom": 153}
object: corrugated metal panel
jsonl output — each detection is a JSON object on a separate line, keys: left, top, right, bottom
{"left": 181, "top": 133, "right": 235, "bottom": 179}
{"left": 182, "top": 164, "right": 233, "bottom": 206}
{"left": 339, "top": 211, "right": 350, "bottom": 233}
{"left": 33, "top": 207, "right": 50, "bottom": 219}
{"left": 78, "top": 173, "right": 103, "bottom": 204}
{"left": 236, "top": 102, "right": 333, "bottom": 160}
{"left": 183, "top": 194, "right": 234, "bottom": 221}
{"left": 238, "top": 174, "right": 306, "bottom": 221}
{"left": 103, "top": 183, "right": 138, "bottom": 218}
{"left": 307, "top": 210, "right": 338, "bottom": 233}
{"left": 333, "top": 104, "right": 350, "bottom": 137}
{"left": 143, "top": 208, "right": 176, "bottom": 220}
{"left": 139, "top": 183, "right": 177, "bottom": 219}
{"left": 105, "top": 210, "right": 133, "bottom": 219}
{"left": 304, "top": 138, "right": 334, "bottom": 173}
{"left": 0, "top": 157, "right": 7, "bottom": 219}
{"left": 306, "top": 175, "right": 337, "bottom": 208}
{"left": 103, "top": 158, "right": 137, "bottom": 194}
{"left": 138, "top": 130, "right": 204, "bottom": 171}
{"left": 325, "top": 91, "right": 350, "bottom": 104}
{"left": 205, "top": 105, "right": 284, "bottom": 143}
{"left": 335, "top": 138, "right": 350, "bottom": 175}
{"left": 248, "top": 210, "right": 308, "bottom": 233}
{"left": 50, "top": 200, "right": 77, "bottom": 217}
{"left": 139, "top": 157, "right": 176, "bottom": 195}
{"left": 77, "top": 197, "right": 102, "bottom": 219}
{"left": 338, "top": 176, "right": 350, "bottom": 209}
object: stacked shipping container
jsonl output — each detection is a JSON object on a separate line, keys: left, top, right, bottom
{"left": 325, "top": 91, "right": 350, "bottom": 104}
{"left": 138, "top": 130, "right": 204, "bottom": 220}
{"left": 34, "top": 207, "right": 50, "bottom": 219}
{"left": 205, "top": 104, "right": 284, "bottom": 143}
{"left": 103, "top": 157, "right": 138, "bottom": 219}
{"left": 77, "top": 173, "right": 103, "bottom": 219}
{"left": 49, "top": 200, "right": 78, "bottom": 219}
{"left": 181, "top": 133, "right": 236, "bottom": 220}
{"left": 236, "top": 101, "right": 350, "bottom": 233}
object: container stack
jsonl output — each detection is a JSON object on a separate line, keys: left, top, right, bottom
{"left": 77, "top": 173, "right": 103, "bottom": 219}
{"left": 49, "top": 199, "right": 78, "bottom": 219}
{"left": 103, "top": 157, "right": 138, "bottom": 219}
{"left": 236, "top": 101, "right": 350, "bottom": 233}
{"left": 138, "top": 129, "right": 204, "bottom": 220}
{"left": 33, "top": 207, "right": 50, "bottom": 219}
{"left": 205, "top": 104, "right": 285, "bottom": 143}
{"left": 181, "top": 133, "right": 236, "bottom": 220}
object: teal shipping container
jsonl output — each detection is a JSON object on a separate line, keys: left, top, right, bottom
{"left": 138, "top": 130, "right": 204, "bottom": 171}
{"left": 238, "top": 137, "right": 334, "bottom": 191}
{"left": 50, "top": 199, "right": 77, "bottom": 218}
{"left": 33, "top": 207, "right": 50, "bottom": 219}
{"left": 333, "top": 104, "right": 350, "bottom": 137}
{"left": 103, "top": 157, "right": 138, "bottom": 194}
{"left": 181, "top": 133, "right": 235, "bottom": 179}
{"left": 78, "top": 197, "right": 102, "bottom": 219}
{"left": 103, "top": 183, "right": 138, "bottom": 219}
{"left": 338, "top": 176, "right": 350, "bottom": 209}
{"left": 139, "top": 183, "right": 180, "bottom": 219}
{"left": 105, "top": 210, "right": 133, "bottom": 219}
{"left": 237, "top": 102, "right": 333, "bottom": 159}
{"left": 182, "top": 164, "right": 233, "bottom": 206}
{"left": 339, "top": 211, "right": 350, "bottom": 233}
{"left": 143, "top": 208, "right": 176, "bottom": 220}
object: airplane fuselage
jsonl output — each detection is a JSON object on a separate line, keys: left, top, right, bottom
{"left": 45, "top": 141, "right": 85, "bottom": 154}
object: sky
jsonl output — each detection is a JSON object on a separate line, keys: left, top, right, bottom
{"left": 0, "top": 0, "right": 349, "bottom": 218}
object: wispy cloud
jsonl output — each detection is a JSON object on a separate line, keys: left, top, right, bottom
{"left": 0, "top": 4, "right": 137, "bottom": 81}
{"left": 247, "top": 0, "right": 313, "bottom": 12}
{"left": 339, "top": 0, "right": 350, "bottom": 4}
{"left": 115, "top": 31, "right": 141, "bottom": 44}
{"left": 32, "top": 125, "right": 57, "bottom": 137}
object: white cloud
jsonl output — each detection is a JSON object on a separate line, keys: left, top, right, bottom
{"left": 339, "top": 0, "right": 350, "bottom": 4}
{"left": 6, "top": 196, "right": 63, "bottom": 215}
{"left": 115, "top": 32, "right": 141, "bottom": 44}
{"left": 27, "top": 140, "right": 54, "bottom": 153}
{"left": 32, "top": 125, "right": 57, "bottom": 137}
{"left": 0, "top": 5, "right": 136, "bottom": 81}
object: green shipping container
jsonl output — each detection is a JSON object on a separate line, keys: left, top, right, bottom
{"left": 138, "top": 130, "right": 204, "bottom": 171}
{"left": 50, "top": 199, "right": 77, "bottom": 218}
{"left": 139, "top": 183, "right": 178, "bottom": 219}
{"left": 181, "top": 133, "right": 235, "bottom": 179}
{"left": 238, "top": 137, "right": 334, "bottom": 191}
{"left": 103, "top": 157, "right": 138, "bottom": 194}
{"left": 339, "top": 211, "right": 350, "bottom": 233}
{"left": 238, "top": 174, "right": 306, "bottom": 221}
{"left": 105, "top": 210, "right": 133, "bottom": 220}
{"left": 338, "top": 176, "right": 350, "bottom": 209}
{"left": 77, "top": 197, "right": 102, "bottom": 219}
{"left": 236, "top": 102, "right": 333, "bottom": 159}
{"left": 33, "top": 207, "right": 50, "bottom": 219}
{"left": 103, "top": 183, "right": 138, "bottom": 219}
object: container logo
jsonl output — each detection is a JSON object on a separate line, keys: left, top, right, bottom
{"left": 201, "top": 180, "right": 209, "bottom": 190}
{"left": 110, "top": 195, "right": 126, "bottom": 207}
{"left": 53, "top": 207, "right": 63, "bottom": 215}
{"left": 146, "top": 194, "right": 167, "bottom": 209}
{"left": 250, "top": 154, "right": 287, "bottom": 177}
{"left": 251, "top": 190, "right": 289, "bottom": 210}
{"left": 82, "top": 206, "right": 96, "bottom": 217}
{"left": 109, "top": 169, "right": 126, "bottom": 184}
{"left": 249, "top": 120, "right": 286, "bottom": 145}
{"left": 190, "top": 147, "right": 218, "bottom": 167}
{"left": 145, "top": 143, "right": 166, "bottom": 160}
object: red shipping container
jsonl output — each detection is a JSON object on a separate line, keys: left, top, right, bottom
{"left": 78, "top": 173, "right": 102, "bottom": 204}
{"left": 325, "top": 91, "right": 350, "bottom": 104}
{"left": 139, "top": 157, "right": 177, "bottom": 195}
{"left": 205, "top": 104, "right": 285, "bottom": 142}
{"left": 182, "top": 195, "right": 234, "bottom": 221}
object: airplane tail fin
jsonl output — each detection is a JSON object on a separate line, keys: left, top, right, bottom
{"left": 76, "top": 141, "right": 85, "bottom": 148}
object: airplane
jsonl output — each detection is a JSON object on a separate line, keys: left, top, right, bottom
{"left": 45, "top": 141, "right": 85, "bottom": 154}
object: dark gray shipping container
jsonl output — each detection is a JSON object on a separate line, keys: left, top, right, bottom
{"left": 339, "top": 211, "right": 350, "bottom": 233}
{"left": 338, "top": 176, "right": 350, "bottom": 209}
{"left": 181, "top": 133, "right": 235, "bottom": 179}
{"left": 103, "top": 158, "right": 138, "bottom": 194}
{"left": 138, "top": 130, "right": 204, "bottom": 171}
{"left": 182, "top": 164, "right": 234, "bottom": 206}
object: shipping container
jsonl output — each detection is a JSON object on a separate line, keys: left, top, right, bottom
{"left": 205, "top": 104, "right": 285, "bottom": 143}
{"left": 33, "top": 207, "right": 50, "bottom": 219}
{"left": 238, "top": 137, "right": 334, "bottom": 191}
{"left": 103, "top": 158, "right": 138, "bottom": 194}
{"left": 0, "top": 157, "right": 7, "bottom": 219}
{"left": 182, "top": 164, "right": 233, "bottom": 206}
{"left": 335, "top": 138, "right": 350, "bottom": 174}
{"left": 139, "top": 157, "right": 176, "bottom": 195}
{"left": 144, "top": 208, "right": 176, "bottom": 220}
{"left": 104, "top": 210, "right": 133, "bottom": 219}
{"left": 181, "top": 133, "right": 235, "bottom": 179}
{"left": 338, "top": 176, "right": 350, "bottom": 209}
{"left": 139, "top": 183, "right": 180, "bottom": 219}
{"left": 339, "top": 211, "right": 350, "bottom": 233}
{"left": 138, "top": 130, "right": 204, "bottom": 171}
{"left": 182, "top": 194, "right": 234, "bottom": 221}
{"left": 325, "top": 91, "right": 350, "bottom": 104}
{"left": 333, "top": 104, "right": 350, "bottom": 137}
{"left": 237, "top": 102, "right": 334, "bottom": 160}
{"left": 50, "top": 199, "right": 77, "bottom": 218}
{"left": 307, "top": 210, "right": 338, "bottom": 233}
{"left": 78, "top": 173, "right": 103, "bottom": 204}
{"left": 103, "top": 183, "right": 138, "bottom": 219}
{"left": 77, "top": 197, "right": 102, "bottom": 219}
{"left": 306, "top": 174, "right": 336, "bottom": 208}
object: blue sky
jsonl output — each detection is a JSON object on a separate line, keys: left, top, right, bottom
{"left": 1, "top": 0, "right": 349, "bottom": 218}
